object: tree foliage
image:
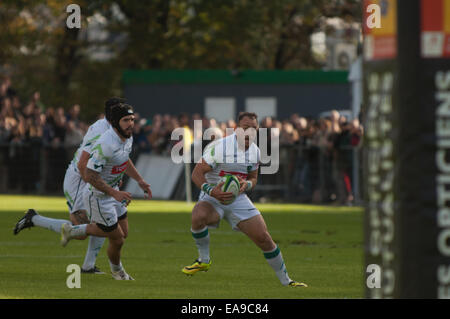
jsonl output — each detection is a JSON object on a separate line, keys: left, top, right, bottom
{"left": 0, "top": 0, "right": 361, "bottom": 120}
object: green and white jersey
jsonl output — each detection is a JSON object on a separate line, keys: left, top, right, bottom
{"left": 86, "top": 127, "right": 133, "bottom": 197}
{"left": 202, "top": 133, "right": 260, "bottom": 185}
{"left": 69, "top": 118, "right": 111, "bottom": 173}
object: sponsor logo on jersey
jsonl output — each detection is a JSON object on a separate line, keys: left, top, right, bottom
{"left": 111, "top": 161, "right": 128, "bottom": 174}
{"left": 219, "top": 170, "right": 248, "bottom": 179}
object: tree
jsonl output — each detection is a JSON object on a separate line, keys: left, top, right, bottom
{"left": 0, "top": 0, "right": 362, "bottom": 121}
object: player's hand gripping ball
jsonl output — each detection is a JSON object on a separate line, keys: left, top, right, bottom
{"left": 220, "top": 174, "right": 240, "bottom": 205}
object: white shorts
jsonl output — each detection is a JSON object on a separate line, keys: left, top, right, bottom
{"left": 198, "top": 191, "right": 260, "bottom": 231}
{"left": 83, "top": 188, "right": 128, "bottom": 228}
{"left": 63, "top": 166, "right": 86, "bottom": 214}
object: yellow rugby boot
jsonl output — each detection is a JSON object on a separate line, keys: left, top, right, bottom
{"left": 288, "top": 280, "right": 308, "bottom": 287}
{"left": 182, "top": 259, "right": 211, "bottom": 276}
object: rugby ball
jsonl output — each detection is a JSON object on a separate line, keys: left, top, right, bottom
{"left": 220, "top": 174, "right": 241, "bottom": 205}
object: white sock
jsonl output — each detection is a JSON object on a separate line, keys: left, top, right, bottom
{"left": 82, "top": 236, "right": 106, "bottom": 270}
{"left": 191, "top": 227, "right": 210, "bottom": 263}
{"left": 31, "top": 215, "right": 71, "bottom": 234}
{"left": 69, "top": 224, "right": 87, "bottom": 238}
{"left": 263, "top": 246, "right": 291, "bottom": 286}
{"left": 109, "top": 260, "right": 123, "bottom": 272}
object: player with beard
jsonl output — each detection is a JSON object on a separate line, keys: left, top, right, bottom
{"left": 13, "top": 98, "right": 138, "bottom": 275}
{"left": 60, "top": 103, "right": 151, "bottom": 280}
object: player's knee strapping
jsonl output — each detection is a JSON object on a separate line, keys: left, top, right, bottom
{"left": 96, "top": 222, "right": 118, "bottom": 232}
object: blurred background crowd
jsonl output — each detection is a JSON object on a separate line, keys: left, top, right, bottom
{"left": 0, "top": 76, "right": 363, "bottom": 205}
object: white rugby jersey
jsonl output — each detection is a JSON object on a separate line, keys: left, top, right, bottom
{"left": 86, "top": 127, "right": 133, "bottom": 196}
{"left": 202, "top": 133, "right": 260, "bottom": 185}
{"left": 69, "top": 118, "right": 111, "bottom": 173}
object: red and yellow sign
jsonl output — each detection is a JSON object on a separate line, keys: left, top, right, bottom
{"left": 421, "top": 0, "right": 450, "bottom": 58}
{"left": 363, "top": 0, "right": 397, "bottom": 60}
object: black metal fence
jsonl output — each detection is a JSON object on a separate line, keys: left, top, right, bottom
{"left": 252, "top": 144, "right": 362, "bottom": 205}
{"left": 0, "top": 142, "right": 74, "bottom": 194}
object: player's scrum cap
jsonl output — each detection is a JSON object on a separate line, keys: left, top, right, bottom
{"left": 104, "top": 97, "right": 126, "bottom": 122}
{"left": 111, "top": 103, "right": 134, "bottom": 130}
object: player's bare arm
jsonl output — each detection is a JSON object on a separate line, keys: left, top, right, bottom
{"left": 85, "top": 167, "right": 132, "bottom": 203}
{"left": 77, "top": 150, "right": 90, "bottom": 181}
{"left": 124, "top": 159, "right": 152, "bottom": 198}
{"left": 192, "top": 158, "right": 234, "bottom": 203}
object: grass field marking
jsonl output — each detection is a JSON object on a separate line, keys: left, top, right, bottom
{"left": 0, "top": 255, "right": 83, "bottom": 259}
{"left": 0, "top": 294, "right": 24, "bottom": 299}
{"left": 0, "top": 195, "right": 363, "bottom": 214}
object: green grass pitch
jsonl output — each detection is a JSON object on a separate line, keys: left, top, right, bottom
{"left": 0, "top": 195, "right": 364, "bottom": 299}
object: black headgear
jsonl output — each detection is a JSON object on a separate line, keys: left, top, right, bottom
{"left": 111, "top": 103, "right": 134, "bottom": 137}
{"left": 105, "top": 97, "right": 126, "bottom": 122}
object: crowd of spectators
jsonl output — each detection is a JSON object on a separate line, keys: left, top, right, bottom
{"left": 0, "top": 78, "right": 88, "bottom": 148}
{"left": 278, "top": 111, "right": 363, "bottom": 205}
{"left": 0, "top": 77, "right": 88, "bottom": 192}
{"left": 0, "top": 76, "right": 363, "bottom": 204}
{"left": 133, "top": 110, "right": 364, "bottom": 205}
